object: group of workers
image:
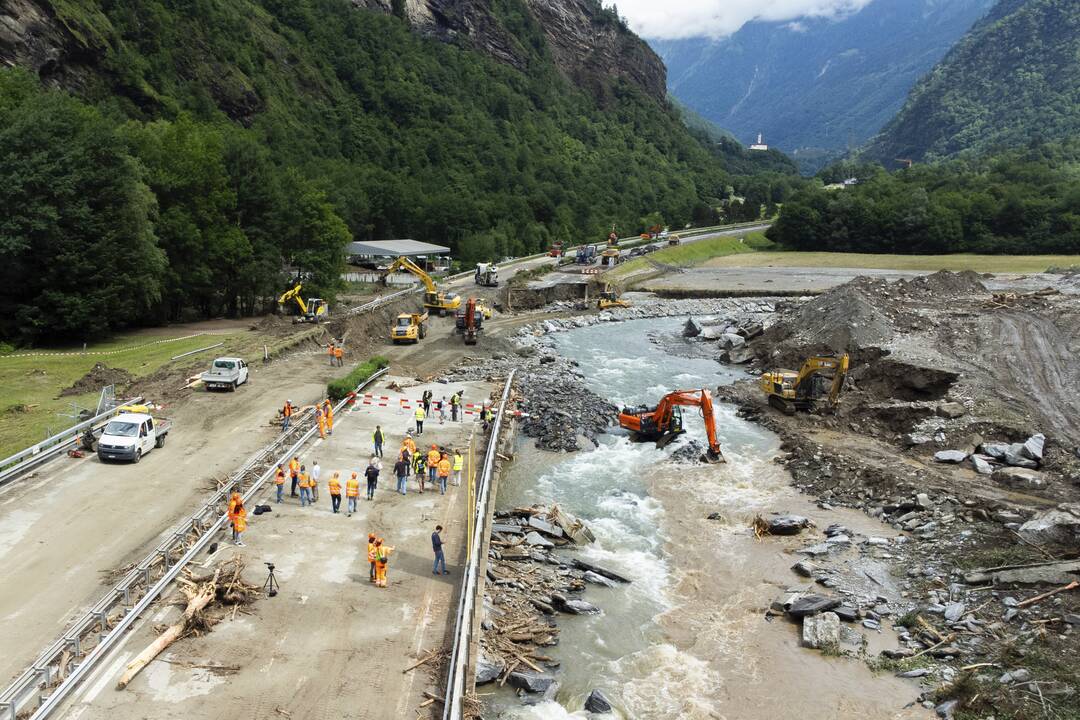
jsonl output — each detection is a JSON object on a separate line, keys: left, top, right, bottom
{"left": 395, "top": 431, "right": 463, "bottom": 495}
{"left": 280, "top": 399, "right": 335, "bottom": 439}
{"left": 327, "top": 341, "right": 345, "bottom": 367}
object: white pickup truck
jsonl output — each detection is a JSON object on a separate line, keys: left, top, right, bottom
{"left": 200, "top": 357, "right": 250, "bottom": 391}
{"left": 97, "top": 410, "right": 171, "bottom": 463}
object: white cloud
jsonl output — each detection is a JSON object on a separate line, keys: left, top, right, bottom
{"left": 605, "top": 0, "right": 875, "bottom": 39}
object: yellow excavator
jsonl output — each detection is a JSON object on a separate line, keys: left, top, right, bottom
{"left": 278, "top": 284, "right": 329, "bottom": 323}
{"left": 385, "top": 256, "right": 461, "bottom": 316}
{"left": 597, "top": 284, "right": 630, "bottom": 310}
{"left": 760, "top": 354, "right": 850, "bottom": 415}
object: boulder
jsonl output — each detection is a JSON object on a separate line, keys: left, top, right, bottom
{"left": 571, "top": 558, "right": 631, "bottom": 584}
{"left": 582, "top": 571, "right": 619, "bottom": 588}
{"left": 492, "top": 523, "right": 524, "bottom": 535}
{"left": 787, "top": 594, "right": 841, "bottom": 618}
{"left": 960, "top": 432, "right": 985, "bottom": 455}
{"left": 739, "top": 323, "right": 764, "bottom": 340}
{"left": 1018, "top": 505, "right": 1080, "bottom": 546}
{"left": 934, "top": 450, "right": 968, "bottom": 464}
{"left": 801, "top": 611, "right": 841, "bottom": 649}
{"left": 528, "top": 516, "right": 564, "bottom": 538}
{"left": 1005, "top": 444, "right": 1038, "bottom": 469}
{"left": 722, "top": 347, "right": 755, "bottom": 364}
{"left": 970, "top": 455, "right": 994, "bottom": 475}
{"left": 833, "top": 606, "right": 859, "bottom": 623}
{"left": 791, "top": 560, "right": 816, "bottom": 578}
{"left": 916, "top": 493, "right": 933, "bottom": 509}
{"left": 1000, "top": 669, "right": 1032, "bottom": 684}
{"left": 682, "top": 318, "right": 701, "bottom": 338}
{"left": 700, "top": 325, "right": 725, "bottom": 340}
{"left": 524, "top": 531, "right": 554, "bottom": 548}
{"left": 560, "top": 599, "right": 601, "bottom": 615}
{"left": 902, "top": 433, "right": 932, "bottom": 447}
{"left": 767, "top": 515, "right": 813, "bottom": 536}
{"left": 509, "top": 671, "right": 557, "bottom": 694}
{"left": 475, "top": 651, "right": 505, "bottom": 685}
{"left": 980, "top": 442, "right": 1010, "bottom": 459}
{"left": 936, "top": 402, "right": 967, "bottom": 419}
{"left": 584, "top": 689, "right": 613, "bottom": 714}
{"left": 993, "top": 467, "right": 1045, "bottom": 488}
{"left": 943, "top": 603, "right": 966, "bottom": 622}
{"left": 720, "top": 333, "right": 745, "bottom": 349}
{"left": 1021, "top": 433, "right": 1045, "bottom": 462}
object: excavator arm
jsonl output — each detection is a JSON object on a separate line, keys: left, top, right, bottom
{"left": 385, "top": 257, "right": 438, "bottom": 294}
{"left": 619, "top": 389, "right": 724, "bottom": 463}
{"left": 278, "top": 284, "right": 308, "bottom": 315}
{"left": 794, "top": 355, "right": 849, "bottom": 409}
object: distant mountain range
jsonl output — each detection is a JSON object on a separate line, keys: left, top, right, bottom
{"left": 652, "top": 0, "right": 994, "bottom": 168}
{"left": 863, "top": 0, "right": 1080, "bottom": 163}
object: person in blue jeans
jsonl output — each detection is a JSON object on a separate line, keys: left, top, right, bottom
{"left": 394, "top": 456, "right": 410, "bottom": 495}
{"left": 432, "top": 525, "right": 448, "bottom": 575}
{"left": 373, "top": 425, "right": 384, "bottom": 458}
{"left": 365, "top": 460, "right": 380, "bottom": 500}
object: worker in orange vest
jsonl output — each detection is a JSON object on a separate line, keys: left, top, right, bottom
{"left": 367, "top": 533, "right": 377, "bottom": 582}
{"left": 228, "top": 492, "right": 247, "bottom": 546}
{"left": 323, "top": 399, "right": 334, "bottom": 435}
{"left": 273, "top": 464, "right": 286, "bottom": 503}
{"left": 327, "top": 342, "right": 336, "bottom": 366}
{"left": 402, "top": 433, "right": 416, "bottom": 459}
{"left": 281, "top": 400, "right": 294, "bottom": 431}
{"left": 346, "top": 472, "right": 360, "bottom": 516}
{"left": 374, "top": 538, "right": 394, "bottom": 588}
{"left": 437, "top": 452, "right": 452, "bottom": 495}
{"left": 298, "top": 466, "right": 312, "bottom": 507}
{"left": 288, "top": 456, "right": 300, "bottom": 497}
{"left": 316, "top": 407, "right": 327, "bottom": 439}
{"left": 333, "top": 344, "right": 344, "bottom": 367}
{"left": 426, "top": 445, "right": 441, "bottom": 486}
{"left": 328, "top": 471, "right": 342, "bottom": 513}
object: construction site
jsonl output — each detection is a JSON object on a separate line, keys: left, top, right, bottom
{"left": 2, "top": 234, "right": 1080, "bottom": 720}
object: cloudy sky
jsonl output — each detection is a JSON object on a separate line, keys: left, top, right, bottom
{"left": 606, "top": 0, "right": 874, "bottom": 39}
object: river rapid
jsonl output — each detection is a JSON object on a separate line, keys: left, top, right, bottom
{"left": 487, "top": 318, "right": 930, "bottom": 720}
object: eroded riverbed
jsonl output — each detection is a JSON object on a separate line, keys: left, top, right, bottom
{"left": 488, "top": 317, "right": 930, "bottom": 719}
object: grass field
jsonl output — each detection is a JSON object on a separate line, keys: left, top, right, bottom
{"left": 607, "top": 232, "right": 770, "bottom": 281}
{"left": 703, "top": 251, "right": 1080, "bottom": 273}
{"left": 0, "top": 329, "right": 254, "bottom": 458}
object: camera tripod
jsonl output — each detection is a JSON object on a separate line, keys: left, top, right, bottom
{"left": 263, "top": 563, "right": 280, "bottom": 598}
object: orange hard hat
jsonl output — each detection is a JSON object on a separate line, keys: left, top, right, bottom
{"left": 351, "top": 472, "right": 358, "bottom": 478}
{"left": 431, "top": 444, "right": 437, "bottom": 449}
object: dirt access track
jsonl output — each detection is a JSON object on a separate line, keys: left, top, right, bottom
{"left": 0, "top": 258, "right": 551, "bottom": 708}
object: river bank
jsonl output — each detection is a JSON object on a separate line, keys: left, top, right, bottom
{"left": 454, "top": 314, "right": 934, "bottom": 719}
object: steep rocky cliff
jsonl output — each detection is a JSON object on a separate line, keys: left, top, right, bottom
{"left": 354, "top": 0, "right": 665, "bottom": 101}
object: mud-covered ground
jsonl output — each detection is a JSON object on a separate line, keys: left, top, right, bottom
{"left": 698, "top": 271, "right": 1080, "bottom": 719}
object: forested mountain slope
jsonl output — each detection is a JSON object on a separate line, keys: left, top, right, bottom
{"left": 864, "top": 0, "right": 1080, "bottom": 162}
{"left": 0, "top": 0, "right": 779, "bottom": 341}
{"left": 653, "top": 0, "right": 993, "bottom": 163}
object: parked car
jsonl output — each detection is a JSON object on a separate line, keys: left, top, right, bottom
{"left": 97, "top": 408, "right": 171, "bottom": 463}
{"left": 200, "top": 357, "right": 250, "bottom": 391}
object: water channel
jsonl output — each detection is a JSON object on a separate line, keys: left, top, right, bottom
{"left": 488, "top": 317, "right": 929, "bottom": 720}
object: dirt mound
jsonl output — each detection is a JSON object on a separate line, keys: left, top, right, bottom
{"left": 60, "top": 363, "right": 133, "bottom": 397}
{"left": 894, "top": 269, "right": 987, "bottom": 298}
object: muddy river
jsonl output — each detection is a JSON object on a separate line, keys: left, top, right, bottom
{"left": 489, "top": 318, "right": 930, "bottom": 719}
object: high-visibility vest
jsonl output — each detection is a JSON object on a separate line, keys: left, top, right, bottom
{"left": 346, "top": 478, "right": 360, "bottom": 497}
{"left": 283, "top": 404, "right": 292, "bottom": 417}
{"left": 274, "top": 469, "right": 285, "bottom": 485}
{"left": 334, "top": 347, "right": 343, "bottom": 358}
{"left": 328, "top": 475, "right": 341, "bottom": 495}
{"left": 453, "top": 454, "right": 463, "bottom": 471}
{"left": 413, "top": 452, "right": 424, "bottom": 473}
{"left": 427, "top": 450, "right": 440, "bottom": 467}
{"left": 437, "top": 458, "right": 451, "bottom": 477}
{"left": 451, "top": 394, "right": 460, "bottom": 406}
{"left": 328, "top": 344, "right": 335, "bottom": 355}
{"left": 415, "top": 407, "right": 425, "bottom": 421}
{"left": 234, "top": 511, "right": 247, "bottom": 533}
{"left": 403, "top": 437, "right": 415, "bottom": 454}
{"left": 367, "top": 542, "right": 377, "bottom": 562}
{"left": 289, "top": 459, "right": 299, "bottom": 476}
{"left": 299, "top": 472, "right": 310, "bottom": 488}
{"left": 375, "top": 547, "right": 388, "bottom": 565}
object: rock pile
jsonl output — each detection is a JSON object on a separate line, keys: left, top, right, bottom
{"left": 932, "top": 432, "right": 1047, "bottom": 487}
{"left": 480, "top": 505, "right": 629, "bottom": 706}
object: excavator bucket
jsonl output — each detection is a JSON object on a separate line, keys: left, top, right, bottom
{"left": 703, "top": 447, "right": 726, "bottom": 464}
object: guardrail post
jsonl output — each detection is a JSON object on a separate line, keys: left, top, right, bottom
{"left": 0, "top": 700, "right": 15, "bottom": 720}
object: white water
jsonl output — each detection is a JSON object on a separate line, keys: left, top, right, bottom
{"left": 493, "top": 318, "right": 783, "bottom": 718}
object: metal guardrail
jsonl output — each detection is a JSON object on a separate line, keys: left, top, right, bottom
{"left": 0, "top": 368, "right": 389, "bottom": 720}
{"left": 442, "top": 371, "right": 516, "bottom": 720}
{"left": 0, "top": 396, "right": 144, "bottom": 488}
{"left": 342, "top": 287, "right": 419, "bottom": 317}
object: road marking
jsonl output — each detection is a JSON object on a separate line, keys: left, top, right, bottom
{"left": 76, "top": 648, "right": 133, "bottom": 712}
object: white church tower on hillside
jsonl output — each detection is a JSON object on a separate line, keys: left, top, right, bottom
{"left": 749, "top": 133, "right": 769, "bottom": 151}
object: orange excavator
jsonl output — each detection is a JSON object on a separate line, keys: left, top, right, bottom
{"left": 618, "top": 389, "right": 724, "bottom": 463}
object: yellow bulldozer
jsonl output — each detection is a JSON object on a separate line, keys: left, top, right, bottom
{"left": 759, "top": 354, "right": 850, "bottom": 415}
